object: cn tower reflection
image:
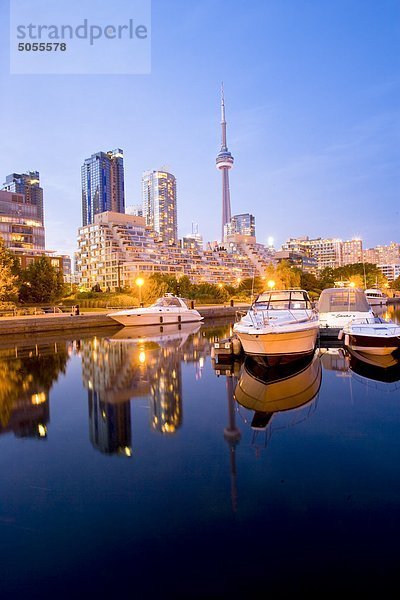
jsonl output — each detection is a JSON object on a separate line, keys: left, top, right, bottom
{"left": 213, "top": 357, "right": 242, "bottom": 513}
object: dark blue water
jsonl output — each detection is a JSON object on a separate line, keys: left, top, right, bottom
{"left": 1, "top": 306, "right": 400, "bottom": 598}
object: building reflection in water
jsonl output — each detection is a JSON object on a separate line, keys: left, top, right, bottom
{"left": 80, "top": 322, "right": 207, "bottom": 454}
{"left": 88, "top": 390, "right": 132, "bottom": 457}
{"left": 149, "top": 344, "right": 182, "bottom": 435}
{"left": 0, "top": 341, "right": 69, "bottom": 439}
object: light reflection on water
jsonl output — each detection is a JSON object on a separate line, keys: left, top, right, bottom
{"left": 0, "top": 304, "right": 399, "bottom": 597}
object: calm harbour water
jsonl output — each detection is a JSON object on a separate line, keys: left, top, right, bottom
{"left": 1, "top": 306, "right": 400, "bottom": 598}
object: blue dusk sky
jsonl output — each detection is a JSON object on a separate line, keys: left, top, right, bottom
{"left": 0, "top": 0, "right": 399, "bottom": 259}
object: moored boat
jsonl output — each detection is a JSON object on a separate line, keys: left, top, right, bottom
{"left": 233, "top": 289, "right": 319, "bottom": 362}
{"left": 338, "top": 316, "right": 400, "bottom": 356}
{"left": 317, "top": 287, "right": 374, "bottom": 330}
{"left": 364, "top": 288, "right": 388, "bottom": 307}
{"left": 107, "top": 294, "right": 204, "bottom": 327}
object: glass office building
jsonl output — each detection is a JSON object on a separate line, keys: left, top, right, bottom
{"left": 225, "top": 213, "right": 256, "bottom": 238}
{"left": 142, "top": 170, "right": 178, "bottom": 245}
{"left": 3, "top": 171, "right": 44, "bottom": 225}
{"left": 0, "top": 190, "right": 45, "bottom": 251}
{"left": 81, "top": 149, "right": 125, "bottom": 226}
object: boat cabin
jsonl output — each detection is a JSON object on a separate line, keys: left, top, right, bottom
{"left": 364, "top": 288, "right": 387, "bottom": 299}
{"left": 317, "top": 288, "right": 370, "bottom": 313}
{"left": 253, "top": 289, "right": 312, "bottom": 310}
{"left": 151, "top": 295, "right": 188, "bottom": 309}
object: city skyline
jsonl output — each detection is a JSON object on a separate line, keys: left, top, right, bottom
{"left": 0, "top": 1, "right": 399, "bottom": 260}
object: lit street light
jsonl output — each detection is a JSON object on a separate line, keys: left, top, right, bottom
{"left": 136, "top": 277, "right": 144, "bottom": 306}
{"left": 267, "top": 279, "right": 275, "bottom": 290}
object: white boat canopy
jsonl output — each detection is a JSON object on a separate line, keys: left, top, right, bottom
{"left": 317, "top": 288, "right": 370, "bottom": 313}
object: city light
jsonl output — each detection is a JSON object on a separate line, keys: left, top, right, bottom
{"left": 37, "top": 424, "right": 47, "bottom": 437}
{"left": 136, "top": 276, "right": 144, "bottom": 305}
{"left": 267, "top": 279, "right": 275, "bottom": 289}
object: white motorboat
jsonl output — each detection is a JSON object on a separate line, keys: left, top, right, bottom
{"left": 317, "top": 287, "right": 374, "bottom": 330}
{"left": 233, "top": 289, "right": 319, "bottom": 362}
{"left": 338, "top": 316, "right": 400, "bottom": 356}
{"left": 364, "top": 288, "right": 388, "bottom": 307}
{"left": 107, "top": 294, "right": 204, "bottom": 327}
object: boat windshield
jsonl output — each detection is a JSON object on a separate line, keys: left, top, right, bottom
{"left": 151, "top": 296, "right": 183, "bottom": 308}
{"left": 254, "top": 290, "right": 311, "bottom": 310}
{"left": 317, "top": 288, "right": 370, "bottom": 313}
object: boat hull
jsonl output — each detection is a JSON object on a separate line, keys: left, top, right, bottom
{"left": 235, "top": 326, "right": 319, "bottom": 359}
{"left": 367, "top": 299, "right": 387, "bottom": 306}
{"left": 108, "top": 310, "right": 203, "bottom": 327}
{"left": 344, "top": 333, "right": 399, "bottom": 356}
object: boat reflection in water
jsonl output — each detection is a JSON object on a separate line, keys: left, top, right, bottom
{"left": 347, "top": 348, "right": 400, "bottom": 387}
{"left": 80, "top": 322, "right": 202, "bottom": 455}
{"left": 234, "top": 350, "right": 322, "bottom": 446}
{"left": 319, "top": 344, "right": 400, "bottom": 389}
{"left": 108, "top": 321, "right": 202, "bottom": 343}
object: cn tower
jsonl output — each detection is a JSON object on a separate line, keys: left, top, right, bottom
{"left": 216, "top": 84, "right": 234, "bottom": 242}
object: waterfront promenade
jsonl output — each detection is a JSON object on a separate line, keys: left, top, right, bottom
{"left": 0, "top": 297, "right": 398, "bottom": 337}
{"left": 0, "top": 303, "right": 250, "bottom": 336}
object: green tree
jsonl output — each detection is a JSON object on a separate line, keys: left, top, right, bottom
{"left": 317, "top": 263, "right": 387, "bottom": 290}
{"left": 263, "top": 260, "right": 301, "bottom": 290}
{"left": 19, "top": 256, "right": 66, "bottom": 303}
{"left": 0, "top": 238, "right": 19, "bottom": 303}
{"left": 392, "top": 276, "right": 400, "bottom": 291}
{"left": 299, "top": 271, "right": 321, "bottom": 296}
{"left": 318, "top": 267, "right": 336, "bottom": 289}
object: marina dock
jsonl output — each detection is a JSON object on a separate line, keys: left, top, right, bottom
{"left": 0, "top": 304, "right": 249, "bottom": 336}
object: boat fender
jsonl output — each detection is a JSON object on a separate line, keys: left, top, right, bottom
{"left": 344, "top": 334, "right": 349, "bottom": 347}
{"left": 338, "top": 329, "right": 343, "bottom": 340}
{"left": 232, "top": 337, "right": 242, "bottom": 356}
{"left": 211, "top": 346, "right": 215, "bottom": 359}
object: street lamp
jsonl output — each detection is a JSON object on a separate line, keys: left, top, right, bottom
{"left": 267, "top": 279, "right": 275, "bottom": 290}
{"left": 136, "top": 277, "right": 144, "bottom": 306}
